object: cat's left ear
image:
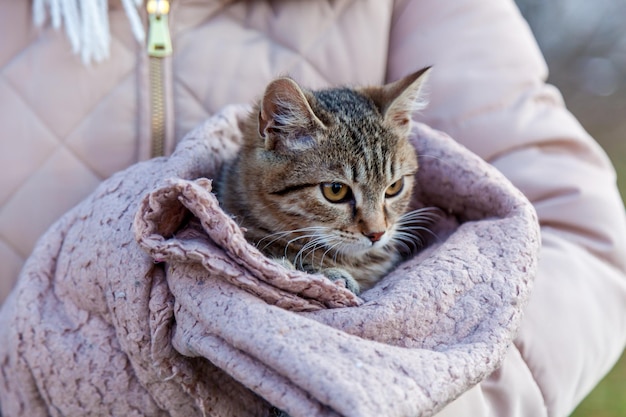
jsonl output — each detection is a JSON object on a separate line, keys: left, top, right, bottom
{"left": 367, "top": 66, "right": 431, "bottom": 134}
{"left": 258, "top": 77, "right": 326, "bottom": 152}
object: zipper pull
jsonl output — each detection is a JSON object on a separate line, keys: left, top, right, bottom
{"left": 146, "top": 0, "right": 172, "bottom": 57}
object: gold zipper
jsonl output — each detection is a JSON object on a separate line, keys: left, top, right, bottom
{"left": 147, "top": 0, "right": 173, "bottom": 57}
{"left": 146, "top": 0, "right": 172, "bottom": 158}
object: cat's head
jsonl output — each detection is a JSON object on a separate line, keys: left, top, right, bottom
{"left": 237, "top": 68, "right": 431, "bottom": 258}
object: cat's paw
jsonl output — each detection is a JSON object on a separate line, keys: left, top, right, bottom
{"left": 322, "top": 267, "right": 360, "bottom": 295}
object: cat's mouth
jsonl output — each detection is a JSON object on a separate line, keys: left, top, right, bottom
{"left": 327, "top": 232, "right": 392, "bottom": 256}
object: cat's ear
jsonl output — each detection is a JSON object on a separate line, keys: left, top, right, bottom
{"left": 258, "top": 77, "right": 326, "bottom": 151}
{"left": 367, "top": 66, "right": 431, "bottom": 134}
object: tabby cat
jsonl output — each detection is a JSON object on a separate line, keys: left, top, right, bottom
{"left": 218, "top": 67, "right": 432, "bottom": 294}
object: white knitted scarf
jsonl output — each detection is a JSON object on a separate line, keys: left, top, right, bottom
{"left": 32, "top": 0, "right": 146, "bottom": 64}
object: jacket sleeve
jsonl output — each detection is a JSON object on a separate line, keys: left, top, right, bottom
{"left": 388, "top": 0, "right": 626, "bottom": 416}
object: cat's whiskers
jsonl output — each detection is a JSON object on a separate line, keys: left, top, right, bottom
{"left": 294, "top": 236, "right": 328, "bottom": 269}
{"left": 391, "top": 231, "right": 420, "bottom": 254}
{"left": 286, "top": 234, "right": 325, "bottom": 262}
{"left": 391, "top": 207, "right": 441, "bottom": 253}
{"left": 332, "top": 240, "right": 350, "bottom": 264}
{"left": 256, "top": 226, "right": 326, "bottom": 252}
{"left": 399, "top": 206, "right": 442, "bottom": 221}
{"left": 397, "top": 207, "right": 440, "bottom": 224}
{"left": 319, "top": 238, "right": 345, "bottom": 270}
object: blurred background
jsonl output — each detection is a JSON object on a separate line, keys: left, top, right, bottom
{"left": 514, "top": 1, "right": 626, "bottom": 416}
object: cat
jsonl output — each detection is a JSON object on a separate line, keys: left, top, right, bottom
{"left": 217, "top": 67, "right": 434, "bottom": 295}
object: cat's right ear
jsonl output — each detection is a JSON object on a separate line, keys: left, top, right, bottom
{"left": 258, "top": 77, "right": 326, "bottom": 151}
{"left": 366, "top": 67, "right": 431, "bottom": 135}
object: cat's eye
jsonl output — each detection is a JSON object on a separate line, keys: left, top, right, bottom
{"left": 321, "top": 182, "right": 351, "bottom": 203}
{"left": 385, "top": 178, "right": 404, "bottom": 198}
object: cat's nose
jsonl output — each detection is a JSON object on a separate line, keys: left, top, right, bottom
{"left": 365, "top": 231, "right": 385, "bottom": 243}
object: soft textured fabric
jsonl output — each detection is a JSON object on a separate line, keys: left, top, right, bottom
{"left": 1, "top": 0, "right": 625, "bottom": 416}
{"left": 0, "top": 105, "right": 540, "bottom": 417}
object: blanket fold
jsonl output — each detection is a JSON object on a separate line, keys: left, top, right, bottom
{"left": 0, "top": 104, "right": 540, "bottom": 417}
{"left": 134, "top": 177, "right": 361, "bottom": 311}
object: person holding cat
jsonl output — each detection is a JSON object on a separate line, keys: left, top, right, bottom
{"left": 0, "top": 0, "right": 624, "bottom": 416}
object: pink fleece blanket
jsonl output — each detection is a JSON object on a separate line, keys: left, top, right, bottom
{"left": 0, "top": 105, "right": 540, "bottom": 417}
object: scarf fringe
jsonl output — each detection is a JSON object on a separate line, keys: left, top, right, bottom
{"left": 32, "top": 0, "right": 146, "bottom": 64}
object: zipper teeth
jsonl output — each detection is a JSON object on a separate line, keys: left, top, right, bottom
{"left": 147, "top": 0, "right": 172, "bottom": 158}
{"left": 149, "top": 57, "right": 166, "bottom": 158}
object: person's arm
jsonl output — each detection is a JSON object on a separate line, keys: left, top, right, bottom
{"left": 388, "top": 0, "right": 626, "bottom": 415}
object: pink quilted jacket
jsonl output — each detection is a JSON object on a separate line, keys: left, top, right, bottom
{"left": 1, "top": 0, "right": 625, "bottom": 416}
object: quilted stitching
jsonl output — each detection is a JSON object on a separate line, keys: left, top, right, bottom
{"left": 171, "top": 0, "right": 389, "bottom": 141}
{"left": 0, "top": 78, "right": 59, "bottom": 207}
{"left": 0, "top": 2, "right": 37, "bottom": 68}
{"left": 63, "top": 72, "right": 138, "bottom": 178}
{"left": 0, "top": 6, "right": 139, "bottom": 280}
